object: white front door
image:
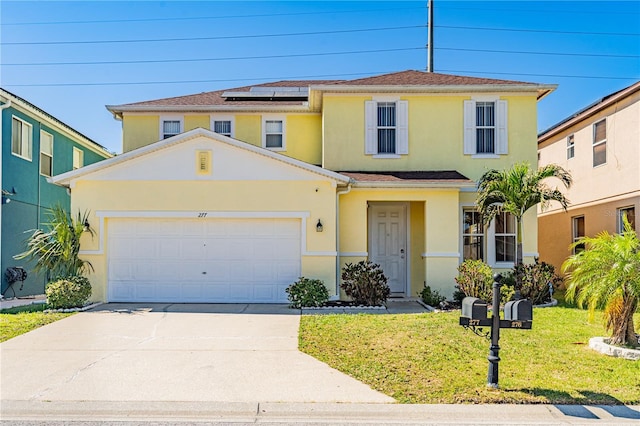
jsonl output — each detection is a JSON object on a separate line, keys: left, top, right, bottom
{"left": 368, "top": 203, "right": 408, "bottom": 295}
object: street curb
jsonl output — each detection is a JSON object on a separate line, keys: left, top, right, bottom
{"left": 2, "top": 400, "right": 639, "bottom": 424}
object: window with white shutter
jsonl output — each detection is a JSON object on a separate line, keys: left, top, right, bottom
{"left": 364, "top": 99, "right": 408, "bottom": 156}
{"left": 463, "top": 98, "right": 508, "bottom": 156}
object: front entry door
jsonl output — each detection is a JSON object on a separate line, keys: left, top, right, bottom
{"left": 368, "top": 203, "right": 407, "bottom": 295}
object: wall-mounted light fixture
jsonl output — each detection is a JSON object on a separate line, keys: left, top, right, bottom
{"left": 1, "top": 196, "right": 10, "bottom": 205}
{"left": 316, "top": 219, "right": 323, "bottom": 232}
{"left": 83, "top": 220, "right": 90, "bottom": 232}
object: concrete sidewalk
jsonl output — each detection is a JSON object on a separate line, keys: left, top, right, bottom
{"left": 1, "top": 400, "right": 638, "bottom": 424}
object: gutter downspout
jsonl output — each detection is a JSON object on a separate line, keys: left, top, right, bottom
{"left": 335, "top": 183, "right": 352, "bottom": 298}
{"left": 0, "top": 99, "right": 13, "bottom": 296}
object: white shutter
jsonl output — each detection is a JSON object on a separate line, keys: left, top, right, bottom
{"left": 496, "top": 100, "right": 508, "bottom": 154}
{"left": 364, "top": 100, "right": 377, "bottom": 154}
{"left": 463, "top": 100, "right": 476, "bottom": 155}
{"left": 396, "top": 100, "right": 409, "bottom": 154}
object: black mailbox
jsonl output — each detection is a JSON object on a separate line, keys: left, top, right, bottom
{"left": 461, "top": 297, "right": 488, "bottom": 320}
{"left": 504, "top": 299, "right": 533, "bottom": 322}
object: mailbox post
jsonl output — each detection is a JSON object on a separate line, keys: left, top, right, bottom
{"left": 459, "top": 273, "right": 533, "bottom": 389}
{"left": 487, "top": 274, "right": 502, "bottom": 388}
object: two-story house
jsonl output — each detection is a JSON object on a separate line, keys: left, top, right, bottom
{"left": 1, "top": 88, "right": 112, "bottom": 297}
{"left": 538, "top": 81, "right": 639, "bottom": 274}
{"left": 50, "top": 71, "right": 555, "bottom": 304}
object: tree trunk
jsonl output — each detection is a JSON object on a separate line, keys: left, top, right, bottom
{"left": 609, "top": 297, "right": 638, "bottom": 347}
{"left": 514, "top": 217, "right": 524, "bottom": 300}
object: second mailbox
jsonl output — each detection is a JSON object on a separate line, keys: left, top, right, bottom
{"left": 504, "top": 299, "right": 533, "bottom": 322}
{"left": 461, "top": 297, "right": 488, "bottom": 320}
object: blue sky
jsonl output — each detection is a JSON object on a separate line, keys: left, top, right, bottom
{"left": 2, "top": 1, "right": 639, "bottom": 154}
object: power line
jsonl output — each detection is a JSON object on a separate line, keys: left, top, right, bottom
{"left": 437, "top": 47, "right": 640, "bottom": 59}
{"left": 5, "top": 46, "right": 639, "bottom": 67}
{"left": 436, "top": 4, "right": 640, "bottom": 15}
{"left": 4, "top": 70, "right": 637, "bottom": 88}
{"left": 3, "top": 6, "right": 425, "bottom": 26}
{"left": 436, "top": 25, "right": 639, "bottom": 37}
{"left": 2, "top": 47, "right": 425, "bottom": 67}
{"left": 1, "top": 25, "right": 426, "bottom": 46}
{"left": 1, "top": 71, "right": 392, "bottom": 87}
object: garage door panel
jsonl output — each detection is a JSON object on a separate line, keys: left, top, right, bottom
{"left": 181, "top": 284, "right": 203, "bottom": 300}
{"left": 108, "top": 218, "right": 301, "bottom": 303}
{"left": 251, "top": 261, "right": 275, "bottom": 281}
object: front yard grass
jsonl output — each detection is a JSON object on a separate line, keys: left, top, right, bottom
{"left": 299, "top": 302, "right": 640, "bottom": 404}
{"left": 0, "top": 304, "right": 74, "bottom": 342}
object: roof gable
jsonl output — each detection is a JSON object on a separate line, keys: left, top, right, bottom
{"left": 51, "top": 128, "right": 350, "bottom": 187}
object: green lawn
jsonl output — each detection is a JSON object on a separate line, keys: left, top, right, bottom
{"left": 299, "top": 302, "right": 640, "bottom": 404}
{"left": 0, "top": 304, "right": 74, "bottom": 342}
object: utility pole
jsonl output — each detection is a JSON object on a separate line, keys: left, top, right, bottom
{"left": 427, "top": 0, "right": 434, "bottom": 72}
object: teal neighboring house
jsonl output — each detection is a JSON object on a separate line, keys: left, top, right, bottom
{"left": 1, "top": 88, "right": 112, "bottom": 298}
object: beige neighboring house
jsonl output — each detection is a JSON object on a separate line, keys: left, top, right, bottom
{"left": 538, "top": 81, "right": 639, "bottom": 274}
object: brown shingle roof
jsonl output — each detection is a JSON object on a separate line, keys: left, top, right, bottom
{"left": 122, "top": 80, "right": 344, "bottom": 107}
{"left": 340, "top": 170, "right": 473, "bottom": 184}
{"left": 326, "top": 70, "right": 535, "bottom": 86}
{"left": 113, "top": 71, "right": 542, "bottom": 109}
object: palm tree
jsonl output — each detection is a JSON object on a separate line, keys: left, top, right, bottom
{"left": 476, "top": 162, "right": 572, "bottom": 292}
{"left": 14, "top": 205, "right": 94, "bottom": 279}
{"left": 562, "top": 218, "right": 640, "bottom": 347}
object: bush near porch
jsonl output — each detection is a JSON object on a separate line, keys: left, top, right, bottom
{"left": 299, "top": 297, "right": 640, "bottom": 404}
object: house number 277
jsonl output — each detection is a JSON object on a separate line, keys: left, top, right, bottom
{"left": 197, "top": 213, "right": 207, "bottom": 218}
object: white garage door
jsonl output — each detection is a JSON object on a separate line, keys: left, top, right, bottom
{"left": 107, "top": 218, "right": 301, "bottom": 303}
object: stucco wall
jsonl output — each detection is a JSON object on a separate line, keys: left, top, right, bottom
{"left": 339, "top": 188, "right": 460, "bottom": 298}
{"left": 538, "top": 92, "right": 639, "bottom": 212}
{"left": 72, "top": 177, "right": 338, "bottom": 302}
{"left": 539, "top": 196, "right": 639, "bottom": 276}
{"left": 121, "top": 113, "right": 322, "bottom": 166}
{"left": 322, "top": 93, "right": 539, "bottom": 180}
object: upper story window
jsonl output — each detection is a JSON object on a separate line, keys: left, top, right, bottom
{"left": 213, "top": 120, "right": 232, "bottom": 137}
{"left": 463, "top": 98, "right": 507, "bottom": 156}
{"left": 365, "top": 99, "right": 408, "bottom": 157}
{"left": 617, "top": 206, "right": 635, "bottom": 233}
{"left": 262, "top": 117, "right": 285, "bottom": 150}
{"left": 593, "top": 119, "right": 606, "bottom": 167}
{"left": 160, "top": 116, "right": 183, "bottom": 139}
{"left": 73, "top": 147, "right": 84, "bottom": 170}
{"left": 40, "top": 130, "right": 53, "bottom": 177}
{"left": 567, "top": 134, "right": 575, "bottom": 159}
{"left": 12, "top": 116, "right": 33, "bottom": 161}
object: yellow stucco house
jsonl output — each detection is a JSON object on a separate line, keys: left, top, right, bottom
{"left": 52, "top": 70, "right": 556, "bottom": 303}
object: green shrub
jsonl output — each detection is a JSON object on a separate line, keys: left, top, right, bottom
{"left": 46, "top": 276, "right": 92, "bottom": 309}
{"left": 513, "top": 259, "right": 562, "bottom": 305}
{"left": 455, "top": 259, "right": 493, "bottom": 303}
{"left": 286, "top": 277, "right": 329, "bottom": 308}
{"left": 341, "top": 261, "right": 390, "bottom": 306}
{"left": 418, "top": 285, "right": 446, "bottom": 307}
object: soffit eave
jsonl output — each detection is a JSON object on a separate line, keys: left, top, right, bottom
{"left": 310, "top": 84, "right": 557, "bottom": 96}
{"left": 106, "top": 104, "right": 312, "bottom": 115}
{"left": 351, "top": 181, "right": 476, "bottom": 189}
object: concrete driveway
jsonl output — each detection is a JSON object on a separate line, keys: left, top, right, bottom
{"left": 0, "top": 303, "right": 394, "bottom": 404}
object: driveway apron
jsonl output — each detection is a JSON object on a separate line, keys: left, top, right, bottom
{"left": 0, "top": 304, "right": 394, "bottom": 403}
